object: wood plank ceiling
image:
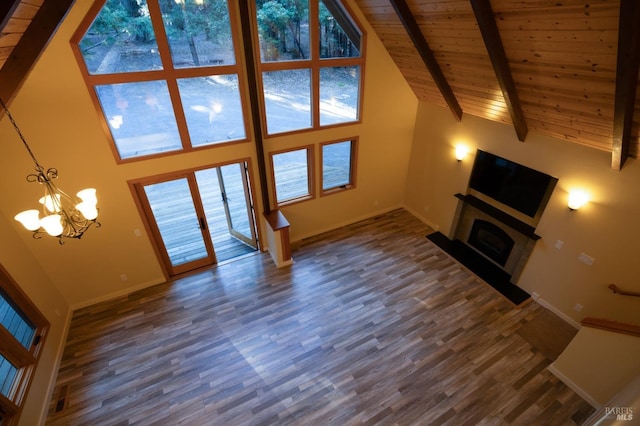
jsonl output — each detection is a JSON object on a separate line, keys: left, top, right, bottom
{"left": 354, "top": 0, "right": 640, "bottom": 169}
{"left": 0, "top": 0, "right": 74, "bottom": 107}
{"left": 1, "top": 0, "right": 639, "bottom": 169}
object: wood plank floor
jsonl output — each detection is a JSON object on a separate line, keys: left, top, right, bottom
{"left": 45, "top": 209, "right": 595, "bottom": 425}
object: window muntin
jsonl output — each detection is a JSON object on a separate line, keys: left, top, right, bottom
{"left": 74, "top": 0, "right": 247, "bottom": 162}
{"left": 177, "top": 75, "right": 246, "bottom": 146}
{"left": 159, "top": 0, "right": 236, "bottom": 68}
{"left": 263, "top": 69, "right": 312, "bottom": 134}
{"left": 255, "top": 0, "right": 365, "bottom": 135}
{"left": 321, "top": 139, "right": 356, "bottom": 192}
{"left": 319, "top": 66, "right": 359, "bottom": 125}
{"left": 271, "top": 147, "right": 314, "bottom": 204}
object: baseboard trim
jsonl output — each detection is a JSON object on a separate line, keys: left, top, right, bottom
{"left": 536, "top": 297, "right": 581, "bottom": 329}
{"left": 547, "top": 363, "right": 601, "bottom": 409}
{"left": 71, "top": 277, "right": 166, "bottom": 311}
{"left": 402, "top": 205, "right": 440, "bottom": 231}
{"left": 290, "top": 204, "right": 404, "bottom": 243}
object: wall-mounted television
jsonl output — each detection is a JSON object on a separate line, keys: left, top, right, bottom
{"left": 468, "top": 150, "right": 557, "bottom": 218}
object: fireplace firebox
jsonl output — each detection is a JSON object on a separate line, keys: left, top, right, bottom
{"left": 468, "top": 219, "right": 514, "bottom": 266}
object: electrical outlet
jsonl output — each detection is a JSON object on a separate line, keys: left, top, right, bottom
{"left": 578, "top": 252, "right": 595, "bottom": 266}
{"left": 554, "top": 240, "right": 564, "bottom": 249}
{"left": 574, "top": 303, "right": 583, "bottom": 312}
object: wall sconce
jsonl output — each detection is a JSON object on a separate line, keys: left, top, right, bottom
{"left": 455, "top": 145, "right": 469, "bottom": 162}
{"left": 568, "top": 190, "right": 589, "bottom": 211}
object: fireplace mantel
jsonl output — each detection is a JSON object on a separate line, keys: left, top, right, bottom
{"left": 454, "top": 193, "right": 541, "bottom": 240}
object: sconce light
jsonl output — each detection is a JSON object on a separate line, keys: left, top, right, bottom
{"left": 568, "top": 190, "right": 589, "bottom": 211}
{"left": 455, "top": 145, "right": 469, "bottom": 162}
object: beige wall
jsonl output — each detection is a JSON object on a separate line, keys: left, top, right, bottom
{"left": 0, "top": 1, "right": 416, "bottom": 421}
{"left": 550, "top": 327, "right": 640, "bottom": 407}
{"left": 405, "top": 102, "right": 640, "bottom": 326}
{"left": 0, "top": 0, "right": 417, "bottom": 308}
{"left": 0, "top": 211, "right": 70, "bottom": 425}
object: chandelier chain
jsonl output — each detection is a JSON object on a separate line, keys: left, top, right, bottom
{"left": 0, "top": 97, "right": 44, "bottom": 171}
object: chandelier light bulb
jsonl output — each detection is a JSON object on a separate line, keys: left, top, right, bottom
{"left": 40, "top": 214, "right": 64, "bottom": 237}
{"left": 39, "top": 194, "right": 61, "bottom": 212}
{"left": 14, "top": 210, "right": 41, "bottom": 231}
{"left": 77, "top": 188, "right": 97, "bottom": 203}
{"left": 76, "top": 201, "right": 99, "bottom": 220}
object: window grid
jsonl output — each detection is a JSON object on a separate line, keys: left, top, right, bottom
{"left": 253, "top": 0, "right": 366, "bottom": 136}
{"left": 71, "top": 0, "right": 249, "bottom": 162}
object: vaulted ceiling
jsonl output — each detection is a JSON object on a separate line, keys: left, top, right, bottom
{"left": 354, "top": 0, "right": 640, "bottom": 169}
{"left": 1, "top": 0, "right": 639, "bottom": 169}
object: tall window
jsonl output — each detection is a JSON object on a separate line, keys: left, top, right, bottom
{"left": 254, "top": 0, "right": 365, "bottom": 135}
{"left": 0, "top": 265, "right": 48, "bottom": 424}
{"left": 270, "top": 146, "right": 315, "bottom": 205}
{"left": 72, "top": 0, "right": 248, "bottom": 162}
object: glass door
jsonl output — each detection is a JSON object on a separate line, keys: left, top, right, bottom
{"left": 136, "top": 161, "right": 258, "bottom": 275}
{"left": 195, "top": 163, "right": 258, "bottom": 263}
{"left": 140, "top": 176, "right": 214, "bottom": 275}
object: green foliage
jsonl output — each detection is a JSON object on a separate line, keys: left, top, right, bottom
{"left": 256, "top": 0, "right": 308, "bottom": 59}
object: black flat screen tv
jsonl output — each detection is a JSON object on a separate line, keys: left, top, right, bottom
{"left": 468, "top": 150, "right": 557, "bottom": 218}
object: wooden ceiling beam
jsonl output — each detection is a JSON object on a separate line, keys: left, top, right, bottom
{"left": 611, "top": 0, "right": 640, "bottom": 171}
{"left": 388, "top": 0, "right": 462, "bottom": 122}
{"left": 0, "top": 0, "right": 75, "bottom": 107}
{"left": 0, "top": 0, "right": 21, "bottom": 31}
{"left": 470, "top": 0, "right": 528, "bottom": 142}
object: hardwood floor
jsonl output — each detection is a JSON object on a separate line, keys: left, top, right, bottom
{"left": 45, "top": 209, "right": 594, "bottom": 425}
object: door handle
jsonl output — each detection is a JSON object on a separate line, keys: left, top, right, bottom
{"left": 199, "top": 217, "right": 207, "bottom": 230}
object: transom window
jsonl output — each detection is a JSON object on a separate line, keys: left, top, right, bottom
{"left": 254, "top": 0, "right": 365, "bottom": 135}
{"left": 0, "top": 265, "right": 48, "bottom": 424}
{"left": 72, "top": 0, "right": 247, "bottom": 161}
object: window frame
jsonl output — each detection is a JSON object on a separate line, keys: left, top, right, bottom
{"left": 0, "top": 264, "right": 49, "bottom": 425}
{"left": 320, "top": 137, "right": 358, "bottom": 195}
{"left": 269, "top": 145, "right": 316, "bottom": 206}
{"left": 70, "top": 0, "right": 251, "bottom": 163}
{"left": 251, "top": 0, "right": 367, "bottom": 137}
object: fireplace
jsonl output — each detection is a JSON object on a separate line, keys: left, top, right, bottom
{"left": 468, "top": 219, "right": 514, "bottom": 266}
{"left": 450, "top": 194, "right": 540, "bottom": 283}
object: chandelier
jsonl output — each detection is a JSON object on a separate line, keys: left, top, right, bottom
{"left": 1, "top": 98, "right": 100, "bottom": 244}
